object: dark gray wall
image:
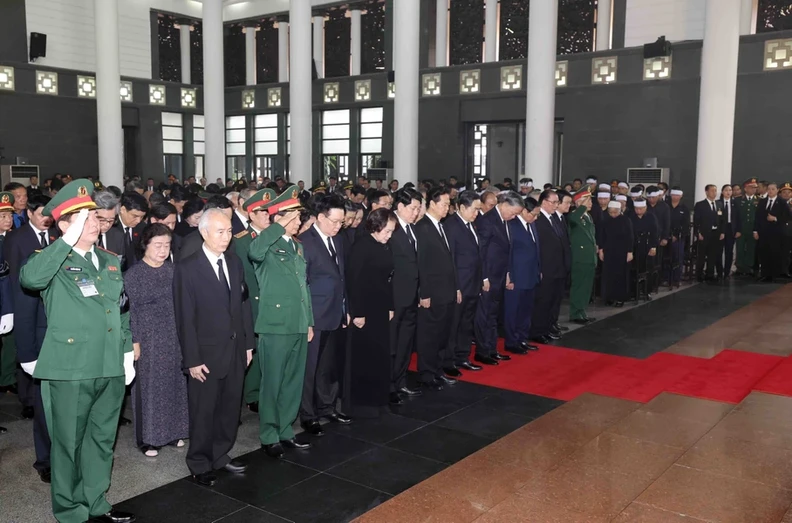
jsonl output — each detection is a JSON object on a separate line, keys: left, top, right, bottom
{"left": 0, "top": 0, "right": 28, "bottom": 62}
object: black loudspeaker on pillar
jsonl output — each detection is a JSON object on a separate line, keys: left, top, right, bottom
{"left": 30, "top": 32, "right": 47, "bottom": 62}
{"left": 387, "top": 70, "right": 395, "bottom": 83}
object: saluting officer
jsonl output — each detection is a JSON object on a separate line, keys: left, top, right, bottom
{"left": 233, "top": 188, "right": 275, "bottom": 413}
{"left": 0, "top": 192, "right": 14, "bottom": 434}
{"left": 19, "top": 180, "right": 136, "bottom": 523}
{"left": 248, "top": 186, "right": 314, "bottom": 458}
{"left": 736, "top": 178, "right": 759, "bottom": 276}
{"left": 568, "top": 190, "right": 597, "bottom": 324}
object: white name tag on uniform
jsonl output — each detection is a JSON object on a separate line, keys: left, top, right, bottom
{"left": 77, "top": 279, "right": 99, "bottom": 297}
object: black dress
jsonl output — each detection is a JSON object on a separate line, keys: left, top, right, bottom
{"left": 599, "top": 215, "right": 634, "bottom": 303}
{"left": 343, "top": 233, "right": 394, "bottom": 418}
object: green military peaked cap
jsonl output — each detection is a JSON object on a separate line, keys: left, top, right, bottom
{"left": 43, "top": 179, "right": 97, "bottom": 220}
{"left": 0, "top": 192, "right": 15, "bottom": 212}
{"left": 266, "top": 184, "right": 303, "bottom": 215}
{"left": 243, "top": 188, "right": 278, "bottom": 212}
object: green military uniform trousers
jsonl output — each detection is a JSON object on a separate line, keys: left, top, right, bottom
{"left": 41, "top": 376, "right": 125, "bottom": 523}
{"left": 243, "top": 351, "right": 261, "bottom": 405}
{"left": 569, "top": 262, "right": 596, "bottom": 321}
{"left": 0, "top": 332, "right": 16, "bottom": 386}
{"left": 258, "top": 334, "right": 308, "bottom": 445}
{"left": 736, "top": 234, "right": 756, "bottom": 273}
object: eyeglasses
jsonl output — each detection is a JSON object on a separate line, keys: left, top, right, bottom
{"left": 97, "top": 218, "right": 116, "bottom": 225}
{"left": 323, "top": 217, "right": 345, "bottom": 226}
{"left": 546, "top": 199, "right": 559, "bottom": 205}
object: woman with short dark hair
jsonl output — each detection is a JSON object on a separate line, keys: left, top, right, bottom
{"left": 343, "top": 208, "right": 397, "bottom": 417}
{"left": 125, "top": 223, "right": 189, "bottom": 456}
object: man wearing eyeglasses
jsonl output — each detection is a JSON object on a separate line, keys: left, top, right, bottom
{"left": 93, "top": 191, "right": 125, "bottom": 265}
{"left": 530, "top": 190, "right": 571, "bottom": 344}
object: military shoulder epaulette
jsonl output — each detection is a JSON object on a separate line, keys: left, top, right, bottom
{"left": 235, "top": 230, "right": 250, "bottom": 239}
{"left": 96, "top": 245, "right": 118, "bottom": 256}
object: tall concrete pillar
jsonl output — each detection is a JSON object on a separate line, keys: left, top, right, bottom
{"left": 393, "top": 0, "right": 420, "bottom": 185}
{"left": 94, "top": 0, "right": 124, "bottom": 187}
{"left": 291, "top": 1, "right": 313, "bottom": 181}
{"left": 202, "top": 0, "right": 225, "bottom": 181}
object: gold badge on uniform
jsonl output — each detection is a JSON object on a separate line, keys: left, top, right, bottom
{"left": 0, "top": 195, "right": 8, "bottom": 204}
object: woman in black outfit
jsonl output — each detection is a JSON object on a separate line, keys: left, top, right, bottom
{"left": 344, "top": 208, "right": 397, "bottom": 417}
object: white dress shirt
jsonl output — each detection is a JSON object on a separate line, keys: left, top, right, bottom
{"left": 202, "top": 244, "right": 230, "bottom": 288}
{"left": 30, "top": 221, "right": 48, "bottom": 247}
{"left": 517, "top": 215, "right": 537, "bottom": 243}
{"left": 458, "top": 215, "right": 478, "bottom": 244}
{"left": 397, "top": 214, "right": 417, "bottom": 249}
{"left": 312, "top": 223, "right": 337, "bottom": 260}
{"left": 425, "top": 213, "right": 449, "bottom": 249}
{"left": 235, "top": 209, "right": 249, "bottom": 230}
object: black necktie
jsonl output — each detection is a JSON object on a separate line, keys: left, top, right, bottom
{"left": 503, "top": 219, "right": 510, "bottom": 242}
{"left": 124, "top": 227, "right": 133, "bottom": 251}
{"left": 327, "top": 237, "right": 338, "bottom": 265}
{"left": 711, "top": 202, "right": 715, "bottom": 213}
{"left": 466, "top": 222, "right": 478, "bottom": 244}
{"left": 99, "top": 234, "right": 106, "bottom": 250}
{"left": 39, "top": 231, "right": 47, "bottom": 247}
{"left": 217, "top": 258, "right": 230, "bottom": 298}
{"left": 407, "top": 225, "right": 417, "bottom": 251}
{"left": 439, "top": 223, "right": 449, "bottom": 250}
{"left": 768, "top": 199, "right": 773, "bottom": 210}
{"left": 551, "top": 214, "right": 563, "bottom": 237}
{"left": 288, "top": 238, "right": 296, "bottom": 253}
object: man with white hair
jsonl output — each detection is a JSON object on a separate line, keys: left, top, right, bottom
{"left": 173, "top": 208, "right": 255, "bottom": 487}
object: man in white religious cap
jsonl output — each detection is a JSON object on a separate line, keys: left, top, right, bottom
{"left": 586, "top": 177, "right": 598, "bottom": 193}
{"left": 645, "top": 185, "right": 672, "bottom": 288}
{"left": 615, "top": 194, "right": 628, "bottom": 212}
{"left": 667, "top": 187, "right": 690, "bottom": 286}
{"left": 629, "top": 198, "right": 659, "bottom": 300}
{"left": 617, "top": 182, "right": 630, "bottom": 196}
{"left": 518, "top": 178, "right": 534, "bottom": 198}
{"left": 591, "top": 191, "right": 613, "bottom": 228}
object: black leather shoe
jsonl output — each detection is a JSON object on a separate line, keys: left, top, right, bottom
{"left": 38, "top": 468, "right": 51, "bottom": 483}
{"left": 280, "top": 438, "right": 312, "bottom": 450}
{"left": 0, "top": 426, "right": 6, "bottom": 434}
{"left": 459, "top": 361, "right": 482, "bottom": 371}
{"left": 300, "top": 420, "right": 325, "bottom": 436}
{"left": 473, "top": 355, "right": 499, "bottom": 366}
{"left": 389, "top": 392, "right": 404, "bottom": 405}
{"left": 192, "top": 471, "right": 217, "bottom": 487}
{"left": 398, "top": 387, "right": 423, "bottom": 397}
{"left": 325, "top": 412, "right": 352, "bottom": 424}
{"left": 118, "top": 416, "right": 132, "bottom": 427}
{"left": 547, "top": 332, "right": 562, "bottom": 340}
{"left": 0, "top": 384, "right": 18, "bottom": 395}
{"left": 585, "top": 317, "right": 596, "bottom": 323}
{"left": 553, "top": 323, "right": 569, "bottom": 332}
{"left": 614, "top": 301, "right": 625, "bottom": 307}
{"left": 420, "top": 379, "right": 444, "bottom": 391}
{"left": 492, "top": 353, "right": 511, "bottom": 361}
{"left": 88, "top": 510, "right": 136, "bottom": 523}
{"left": 444, "top": 367, "right": 462, "bottom": 377}
{"left": 571, "top": 318, "right": 589, "bottom": 325}
{"left": 262, "top": 443, "right": 284, "bottom": 458}
{"left": 519, "top": 342, "right": 539, "bottom": 352}
{"left": 222, "top": 459, "right": 247, "bottom": 474}
{"left": 532, "top": 336, "right": 552, "bottom": 344}
{"left": 437, "top": 375, "right": 457, "bottom": 385}
{"left": 247, "top": 402, "right": 259, "bottom": 413}
{"left": 504, "top": 345, "right": 528, "bottom": 355}
{"left": 21, "top": 406, "right": 34, "bottom": 419}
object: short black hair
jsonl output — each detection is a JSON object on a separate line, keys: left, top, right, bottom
{"left": 538, "top": 189, "right": 558, "bottom": 204}
{"left": 704, "top": 184, "right": 717, "bottom": 192}
{"left": 456, "top": 190, "right": 479, "bottom": 208}
{"left": 182, "top": 197, "right": 205, "bottom": 220}
{"left": 205, "top": 194, "right": 232, "bottom": 210}
{"left": 205, "top": 183, "right": 221, "bottom": 194}
{"left": 556, "top": 190, "right": 572, "bottom": 202}
{"left": 722, "top": 184, "right": 732, "bottom": 192}
{"left": 573, "top": 178, "right": 582, "bottom": 184}
{"left": 365, "top": 208, "right": 397, "bottom": 234}
{"left": 367, "top": 190, "right": 390, "bottom": 206}
{"left": 313, "top": 193, "right": 346, "bottom": 216}
{"left": 125, "top": 180, "right": 145, "bottom": 193}
{"left": 426, "top": 186, "right": 450, "bottom": 208}
{"left": 392, "top": 188, "right": 422, "bottom": 210}
{"left": 27, "top": 194, "right": 51, "bottom": 212}
{"left": 149, "top": 203, "right": 177, "bottom": 222}
{"left": 120, "top": 191, "right": 150, "bottom": 213}
{"left": 49, "top": 178, "right": 65, "bottom": 193}
{"left": 524, "top": 197, "right": 538, "bottom": 212}
{"left": 4, "top": 182, "right": 24, "bottom": 192}
{"left": 169, "top": 184, "right": 188, "bottom": 202}
{"left": 149, "top": 193, "right": 166, "bottom": 207}
{"left": 136, "top": 223, "right": 172, "bottom": 259}
{"left": 350, "top": 185, "right": 367, "bottom": 198}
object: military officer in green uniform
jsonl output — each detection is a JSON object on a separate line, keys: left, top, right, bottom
{"left": 569, "top": 189, "right": 598, "bottom": 324}
{"left": 736, "top": 178, "right": 759, "bottom": 276}
{"left": 19, "top": 180, "right": 136, "bottom": 523}
{"left": 0, "top": 192, "right": 17, "bottom": 400}
{"left": 248, "top": 186, "right": 314, "bottom": 458}
{"left": 233, "top": 188, "right": 276, "bottom": 413}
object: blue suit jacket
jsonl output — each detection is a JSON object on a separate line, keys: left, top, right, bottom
{"left": 508, "top": 219, "right": 541, "bottom": 290}
{"left": 298, "top": 226, "right": 346, "bottom": 331}
{"left": 444, "top": 213, "right": 482, "bottom": 298}
{"left": 477, "top": 208, "right": 511, "bottom": 287}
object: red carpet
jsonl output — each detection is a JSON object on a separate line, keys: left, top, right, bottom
{"left": 409, "top": 342, "right": 792, "bottom": 404}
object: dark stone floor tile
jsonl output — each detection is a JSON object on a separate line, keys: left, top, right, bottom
{"left": 260, "top": 473, "right": 390, "bottom": 523}
{"left": 0, "top": 410, "right": 20, "bottom": 423}
{"left": 476, "top": 390, "right": 565, "bottom": 419}
{"left": 215, "top": 506, "right": 293, "bottom": 522}
{"left": 114, "top": 479, "right": 247, "bottom": 523}
{"left": 323, "top": 412, "right": 427, "bottom": 445}
{"left": 326, "top": 446, "right": 447, "bottom": 495}
{"left": 435, "top": 403, "right": 533, "bottom": 439}
{"left": 388, "top": 385, "right": 486, "bottom": 423}
{"left": 212, "top": 451, "right": 319, "bottom": 506}
{"left": 386, "top": 424, "right": 493, "bottom": 464}
{"left": 282, "top": 432, "right": 375, "bottom": 472}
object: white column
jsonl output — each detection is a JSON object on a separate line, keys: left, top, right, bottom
{"left": 695, "top": 0, "right": 741, "bottom": 202}
{"left": 596, "top": 0, "right": 612, "bottom": 51}
{"left": 484, "top": 0, "right": 498, "bottom": 62}
{"left": 525, "top": 0, "right": 559, "bottom": 188}
{"left": 245, "top": 25, "right": 257, "bottom": 85}
{"left": 179, "top": 23, "right": 191, "bottom": 84}
{"left": 740, "top": 0, "right": 754, "bottom": 35}
{"left": 394, "top": 0, "right": 420, "bottom": 186}
{"left": 202, "top": 0, "right": 225, "bottom": 182}
{"left": 435, "top": 0, "right": 447, "bottom": 67}
{"left": 94, "top": 0, "right": 124, "bottom": 188}
{"left": 350, "top": 8, "right": 362, "bottom": 76}
{"left": 312, "top": 15, "right": 324, "bottom": 78}
{"left": 291, "top": 1, "right": 312, "bottom": 182}
{"left": 278, "top": 20, "right": 289, "bottom": 82}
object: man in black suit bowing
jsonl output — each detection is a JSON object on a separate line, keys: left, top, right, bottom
{"left": 173, "top": 208, "right": 255, "bottom": 487}
{"left": 474, "top": 191, "right": 525, "bottom": 364}
{"left": 113, "top": 191, "right": 148, "bottom": 270}
{"left": 298, "top": 194, "right": 352, "bottom": 436}
{"left": 93, "top": 191, "right": 125, "bottom": 259}
{"left": 444, "top": 190, "right": 483, "bottom": 375}
{"left": 693, "top": 184, "right": 726, "bottom": 282}
{"left": 530, "top": 190, "right": 571, "bottom": 344}
{"left": 753, "top": 182, "right": 788, "bottom": 282}
{"left": 414, "top": 187, "right": 458, "bottom": 390}
{"left": 388, "top": 188, "right": 424, "bottom": 404}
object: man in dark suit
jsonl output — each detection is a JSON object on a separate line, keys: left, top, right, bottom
{"left": 297, "top": 194, "right": 351, "bottom": 436}
{"left": 414, "top": 187, "right": 458, "bottom": 389}
{"left": 113, "top": 191, "right": 149, "bottom": 270}
{"left": 504, "top": 197, "right": 541, "bottom": 354}
{"left": 177, "top": 196, "right": 233, "bottom": 262}
{"left": 4, "top": 194, "right": 57, "bottom": 482}
{"left": 719, "top": 184, "right": 741, "bottom": 277}
{"left": 753, "top": 182, "right": 788, "bottom": 282}
{"left": 444, "top": 190, "right": 483, "bottom": 376}
{"left": 173, "top": 208, "right": 255, "bottom": 487}
{"left": 530, "top": 190, "right": 571, "bottom": 344}
{"left": 693, "top": 184, "right": 726, "bottom": 281}
{"left": 388, "top": 188, "right": 423, "bottom": 404}
{"left": 231, "top": 189, "right": 252, "bottom": 235}
{"left": 93, "top": 191, "right": 124, "bottom": 258}
{"left": 473, "top": 191, "right": 525, "bottom": 364}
